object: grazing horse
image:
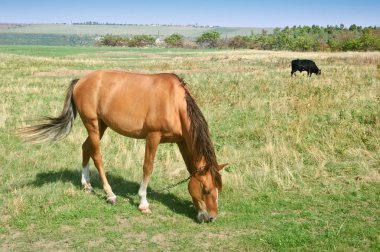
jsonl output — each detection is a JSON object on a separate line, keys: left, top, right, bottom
{"left": 19, "top": 70, "right": 226, "bottom": 222}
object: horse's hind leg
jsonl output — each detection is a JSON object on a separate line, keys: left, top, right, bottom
{"left": 82, "top": 120, "right": 116, "bottom": 204}
{"left": 138, "top": 132, "right": 161, "bottom": 213}
{"left": 81, "top": 121, "right": 106, "bottom": 192}
{"left": 81, "top": 137, "right": 93, "bottom": 193}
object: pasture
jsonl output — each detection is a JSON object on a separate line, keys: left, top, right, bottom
{"left": 0, "top": 45, "right": 379, "bottom": 251}
{"left": 0, "top": 24, "right": 268, "bottom": 46}
{"left": 0, "top": 24, "right": 265, "bottom": 37}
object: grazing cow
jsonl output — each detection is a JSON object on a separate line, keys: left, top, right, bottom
{"left": 291, "top": 59, "right": 321, "bottom": 77}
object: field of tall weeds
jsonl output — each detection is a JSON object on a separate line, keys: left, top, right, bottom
{"left": 0, "top": 46, "right": 379, "bottom": 251}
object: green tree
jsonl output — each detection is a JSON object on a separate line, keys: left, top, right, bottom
{"left": 196, "top": 31, "right": 221, "bottom": 48}
{"left": 128, "top": 35, "right": 155, "bottom": 47}
{"left": 293, "top": 35, "right": 316, "bottom": 51}
{"left": 228, "top": 35, "right": 251, "bottom": 49}
{"left": 164, "top": 33, "right": 184, "bottom": 48}
{"left": 342, "top": 38, "right": 361, "bottom": 51}
{"left": 99, "top": 35, "right": 128, "bottom": 46}
{"left": 360, "top": 31, "right": 380, "bottom": 50}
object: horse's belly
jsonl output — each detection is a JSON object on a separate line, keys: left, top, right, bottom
{"left": 102, "top": 116, "right": 146, "bottom": 138}
{"left": 101, "top": 113, "right": 182, "bottom": 142}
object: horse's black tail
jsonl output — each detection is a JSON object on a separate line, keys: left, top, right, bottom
{"left": 18, "top": 79, "right": 79, "bottom": 144}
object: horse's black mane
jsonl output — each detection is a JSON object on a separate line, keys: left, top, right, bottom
{"left": 172, "top": 74, "right": 222, "bottom": 190}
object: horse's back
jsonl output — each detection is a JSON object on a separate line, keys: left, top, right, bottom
{"left": 73, "top": 70, "right": 186, "bottom": 140}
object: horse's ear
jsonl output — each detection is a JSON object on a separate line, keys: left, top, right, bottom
{"left": 218, "top": 163, "right": 228, "bottom": 171}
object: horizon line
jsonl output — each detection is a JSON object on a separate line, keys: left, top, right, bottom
{"left": 1, "top": 22, "right": 378, "bottom": 30}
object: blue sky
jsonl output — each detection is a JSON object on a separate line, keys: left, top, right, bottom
{"left": 0, "top": 0, "right": 379, "bottom": 27}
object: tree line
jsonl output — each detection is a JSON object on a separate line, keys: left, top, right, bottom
{"left": 97, "top": 25, "right": 380, "bottom": 51}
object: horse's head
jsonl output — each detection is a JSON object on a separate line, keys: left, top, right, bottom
{"left": 188, "top": 163, "right": 227, "bottom": 222}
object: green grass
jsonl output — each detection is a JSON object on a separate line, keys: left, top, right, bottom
{"left": 0, "top": 33, "right": 95, "bottom": 46}
{"left": 1, "top": 46, "right": 379, "bottom": 251}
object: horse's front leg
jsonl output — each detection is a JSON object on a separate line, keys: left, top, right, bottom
{"left": 138, "top": 133, "right": 161, "bottom": 213}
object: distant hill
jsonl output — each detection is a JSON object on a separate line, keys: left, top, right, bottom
{"left": 0, "top": 23, "right": 273, "bottom": 46}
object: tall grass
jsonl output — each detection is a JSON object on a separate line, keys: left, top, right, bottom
{"left": 1, "top": 46, "right": 379, "bottom": 251}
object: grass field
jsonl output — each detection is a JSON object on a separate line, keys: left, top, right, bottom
{"left": 0, "top": 24, "right": 269, "bottom": 37}
{"left": 0, "top": 45, "right": 379, "bottom": 251}
{"left": 0, "top": 24, "right": 267, "bottom": 37}
{"left": 0, "top": 24, "right": 270, "bottom": 46}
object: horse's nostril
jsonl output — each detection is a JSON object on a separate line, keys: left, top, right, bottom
{"left": 209, "top": 217, "right": 215, "bottom": 222}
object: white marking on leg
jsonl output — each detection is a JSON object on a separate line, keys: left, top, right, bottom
{"left": 138, "top": 179, "right": 150, "bottom": 211}
{"left": 81, "top": 164, "right": 90, "bottom": 185}
{"left": 81, "top": 164, "right": 93, "bottom": 192}
{"left": 103, "top": 183, "right": 116, "bottom": 204}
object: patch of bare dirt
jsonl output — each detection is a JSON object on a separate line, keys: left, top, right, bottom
{"left": 123, "top": 231, "right": 148, "bottom": 240}
{"left": 87, "top": 237, "right": 106, "bottom": 248}
{"left": 60, "top": 225, "right": 74, "bottom": 232}
{"left": 151, "top": 233, "right": 165, "bottom": 244}
{"left": 151, "top": 231, "right": 177, "bottom": 250}
{"left": 116, "top": 216, "right": 130, "bottom": 228}
{"left": 33, "top": 238, "right": 71, "bottom": 251}
{"left": 355, "top": 169, "right": 380, "bottom": 183}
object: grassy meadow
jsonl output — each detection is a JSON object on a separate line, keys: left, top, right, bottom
{"left": 0, "top": 24, "right": 269, "bottom": 46}
{"left": 0, "top": 24, "right": 266, "bottom": 37}
{"left": 0, "top": 45, "right": 379, "bottom": 251}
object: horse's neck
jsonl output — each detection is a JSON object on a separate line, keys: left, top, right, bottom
{"left": 179, "top": 104, "right": 207, "bottom": 173}
{"left": 188, "top": 148, "right": 207, "bottom": 174}
{"left": 181, "top": 135, "right": 206, "bottom": 174}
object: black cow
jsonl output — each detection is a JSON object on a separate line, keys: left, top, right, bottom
{"left": 291, "top": 59, "right": 321, "bottom": 77}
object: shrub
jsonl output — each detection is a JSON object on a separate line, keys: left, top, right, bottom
{"left": 164, "top": 33, "right": 184, "bottom": 48}
{"left": 95, "top": 25, "right": 380, "bottom": 51}
{"left": 128, "top": 35, "right": 155, "bottom": 47}
{"left": 228, "top": 36, "right": 251, "bottom": 49}
{"left": 182, "top": 40, "right": 198, "bottom": 49}
{"left": 98, "top": 35, "right": 129, "bottom": 46}
{"left": 196, "top": 31, "right": 221, "bottom": 48}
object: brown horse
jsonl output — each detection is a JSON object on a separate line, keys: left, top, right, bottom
{"left": 19, "top": 70, "right": 226, "bottom": 222}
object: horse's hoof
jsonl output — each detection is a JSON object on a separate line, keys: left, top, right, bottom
{"left": 106, "top": 195, "right": 117, "bottom": 205}
{"left": 83, "top": 184, "right": 93, "bottom": 193}
{"left": 140, "top": 208, "right": 152, "bottom": 214}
